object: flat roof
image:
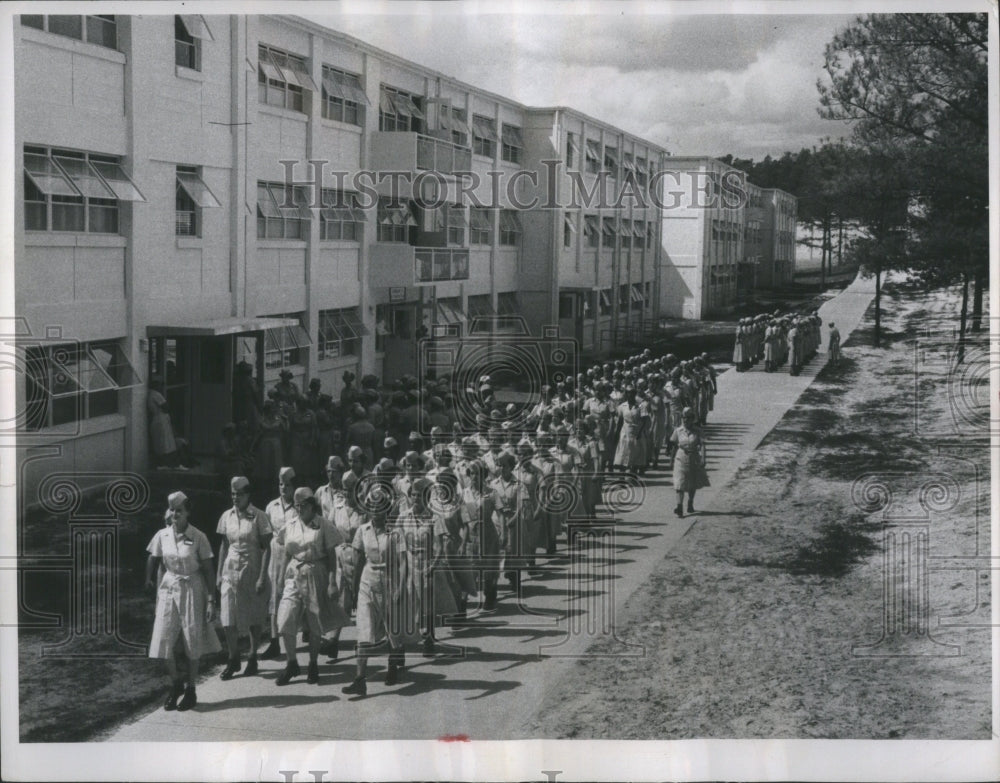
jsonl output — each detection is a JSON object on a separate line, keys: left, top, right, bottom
{"left": 146, "top": 316, "right": 300, "bottom": 338}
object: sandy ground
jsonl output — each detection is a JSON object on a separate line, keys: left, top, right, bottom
{"left": 529, "top": 281, "right": 991, "bottom": 739}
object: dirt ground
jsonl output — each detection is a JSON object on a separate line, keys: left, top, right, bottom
{"left": 529, "top": 281, "right": 992, "bottom": 739}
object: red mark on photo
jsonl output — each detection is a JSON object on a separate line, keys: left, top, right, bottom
{"left": 438, "top": 734, "right": 470, "bottom": 742}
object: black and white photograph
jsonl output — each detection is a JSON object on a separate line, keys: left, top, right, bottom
{"left": 1, "top": 1, "right": 996, "bottom": 780}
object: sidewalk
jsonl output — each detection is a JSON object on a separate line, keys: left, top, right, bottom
{"left": 109, "top": 274, "right": 877, "bottom": 742}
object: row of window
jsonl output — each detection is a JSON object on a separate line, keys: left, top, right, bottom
{"left": 565, "top": 214, "right": 656, "bottom": 250}
{"left": 565, "top": 133, "right": 656, "bottom": 184}
{"left": 711, "top": 219, "right": 742, "bottom": 243}
{"left": 21, "top": 14, "right": 118, "bottom": 49}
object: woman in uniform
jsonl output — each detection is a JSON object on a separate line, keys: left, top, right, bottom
{"left": 460, "top": 460, "right": 500, "bottom": 612}
{"left": 341, "top": 492, "right": 413, "bottom": 697}
{"left": 669, "top": 407, "right": 710, "bottom": 518}
{"left": 612, "top": 385, "right": 647, "bottom": 475}
{"left": 261, "top": 467, "right": 297, "bottom": 660}
{"left": 216, "top": 476, "right": 272, "bottom": 680}
{"left": 145, "top": 491, "right": 221, "bottom": 711}
{"left": 273, "top": 487, "right": 349, "bottom": 685}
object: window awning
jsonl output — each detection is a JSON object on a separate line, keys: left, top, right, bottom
{"left": 584, "top": 214, "right": 599, "bottom": 234}
{"left": 177, "top": 170, "right": 221, "bottom": 208}
{"left": 379, "top": 201, "right": 417, "bottom": 227}
{"left": 89, "top": 160, "right": 146, "bottom": 201}
{"left": 466, "top": 295, "right": 496, "bottom": 317}
{"left": 386, "top": 91, "right": 424, "bottom": 119}
{"left": 501, "top": 124, "right": 523, "bottom": 147}
{"left": 24, "top": 153, "right": 82, "bottom": 197}
{"left": 264, "top": 323, "right": 312, "bottom": 354}
{"left": 450, "top": 108, "right": 469, "bottom": 133}
{"left": 566, "top": 134, "right": 580, "bottom": 156}
{"left": 436, "top": 298, "right": 465, "bottom": 325}
{"left": 447, "top": 206, "right": 467, "bottom": 228}
{"left": 49, "top": 342, "right": 142, "bottom": 394}
{"left": 585, "top": 139, "right": 601, "bottom": 162}
{"left": 496, "top": 293, "right": 519, "bottom": 315}
{"left": 146, "top": 316, "right": 301, "bottom": 338}
{"left": 472, "top": 116, "right": 497, "bottom": 141}
{"left": 499, "top": 211, "right": 521, "bottom": 232}
{"left": 259, "top": 48, "right": 286, "bottom": 83}
{"left": 631, "top": 285, "right": 644, "bottom": 303}
{"left": 470, "top": 208, "right": 492, "bottom": 230}
{"left": 631, "top": 220, "right": 646, "bottom": 238}
{"left": 599, "top": 290, "right": 611, "bottom": 308}
{"left": 604, "top": 147, "right": 620, "bottom": 167}
{"left": 622, "top": 153, "right": 636, "bottom": 172}
{"left": 322, "top": 69, "right": 369, "bottom": 104}
{"left": 52, "top": 155, "right": 115, "bottom": 199}
{"left": 564, "top": 213, "right": 577, "bottom": 233}
{"left": 320, "top": 309, "right": 370, "bottom": 343}
{"left": 178, "top": 14, "right": 213, "bottom": 41}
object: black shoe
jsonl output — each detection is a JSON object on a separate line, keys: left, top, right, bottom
{"left": 243, "top": 656, "right": 259, "bottom": 677}
{"left": 276, "top": 659, "right": 301, "bottom": 686}
{"left": 674, "top": 505, "right": 683, "bottom": 518}
{"left": 422, "top": 637, "right": 435, "bottom": 658}
{"left": 164, "top": 680, "right": 184, "bottom": 711}
{"left": 301, "top": 629, "right": 310, "bottom": 643}
{"left": 342, "top": 677, "right": 367, "bottom": 696}
{"left": 482, "top": 598, "right": 497, "bottom": 613}
{"left": 687, "top": 502, "right": 695, "bottom": 513}
{"left": 177, "top": 686, "right": 197, "bottom": 711}
{"left": 320, "top": 638, "right": 339, "bottom": 660}
{"left": 385, "top": 664, "right": 399, "bottom": 686}
{"left": 306, "top": 661, "right": 319, "bottom": 684}
{"left": 220, "top": 656, "right": 241, "bottom": 680}
{"left": 260, "top": 640, "right": 281, "bottom": 660}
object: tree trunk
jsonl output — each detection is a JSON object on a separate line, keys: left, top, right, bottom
{"left": 837, "top": 217, "right": 844, "bottom": 268}
{"left": 971, "top": 266, "right": 984, "bottom": 333}
{"left": 958, "top": 271, "right": 969, "bottom": 364}
{"left": 820, "top": 218, "right": 828, "bottom": 289}
{"left": 874, "top": 267, "right": 882, "bottom": 348}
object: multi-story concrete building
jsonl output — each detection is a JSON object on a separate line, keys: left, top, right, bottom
{"left": 758, "top": 187, "right": 798, "bottom": 288}
{"left": 13, "top": 13, "right": 669, "bottom": 497}
{"left": 739, "top": 181, "right": 764, "bottom": 297}
{"left": 658, "top": 156, "right": 744, "bottom": 319}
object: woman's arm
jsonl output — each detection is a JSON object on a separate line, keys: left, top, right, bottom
{"left": 145, "top": 555, "right": 161, "bottom": 590}
{"left": 199, "top": 556, "right": 216, "bottom": 621}
{"left": 217, "top": 538, "right": 228, "bottom": 588}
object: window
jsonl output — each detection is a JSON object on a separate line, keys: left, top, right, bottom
{"left": 258, "top": 44, "right": 315, "bottom": 112}
{"left": 499, "top": 209, "right": 521, "bottom": 247}
{"left": 415, "top": 249, "right": 469, "bottom": 283}
{"left": 559, "top": 293, "right": 575, "bottom": 320}
{"left": 622, "top": 152, "right": 636, "bottom": 180}
{"left": 603, "top": 146, "right": 619, "bottom": 178}
{"left": 436, "top": 297, "right": 466, "bottom": 332}
{"left": 449, "top": 107, "right": 470, "bottom": 147}
{"left": 379, "top": 86, "right": 424, "bottom": 133}
{"left": 318, "top": 308, "right": 368, "bottom": 359}
{"left": 175, "top": 15, "right": 212, "bottom": 70}
{"left": 472, "top": 115, "right": 497, "bottom": 158}
{"left": 563, "top": 213, "right": 577, "bottom": 248}
{"left": 599, "top": 289, "right": 612, "bottom": 316}
{"left": 636, "top": 156, "right": 648, "bottom": 188}
{"left": 632, "top": 219, "right": 646, "bottom": 248}
{"left": 619, "top": 284, "right": 630, "bottom": 310}
{"left": 566, "top": 132, "right": 579, "bottom": 169}
{"left": 375, "top": 304, "right": 391, "bottom": 353}
{"left": 470, "top": 207, "right": 493, "bottom": 246}
{"left": 23, "top": 340, "right": 140, "bottom": 430}
{"left": 320, "top": 189, "right": 365, "bottom": 241}
{"left": 501, "top": 124, "right": 523, "bottom": 164}
{"left": 262, "top": 314, "right": 312, "bottom": 370}
{"left": 256, "top": 181, "right": 310, "bottom": 240}
{"left": 377, "top": 198, "right": 416, "bottom": 243}
{"left": 466, "top": 294, "right": 495, "bottom": 319}
{"left": 497, "top": 292, "right": 519, "bottom": 315}
{"left": 631, "top": 283, "right": 644, "bottom": 311}
{"left": 322, "top": 66, "right": 368, "bottom": 126}
{"left": 585, "top": 139, "right": 601, "bottom": 174}
{"left": 620, "top": 218, "right": 631, "bottom": 250}
{"left": 446, "top": 205, "right": 467, "bottom": 246}
{"left": 23, "top": 146, "right": 145, "bottom": 233}
{"left": 602, "top": 217, "right": 617, "bottom": 248}
{"left": 584, "top": 214, "right": 599, "bottom": 248}
{"left": 175, "top": 166, "right": 220, "bottom": 237}
{"left": 22, "top": 15, "right": 117, "bottom": 49}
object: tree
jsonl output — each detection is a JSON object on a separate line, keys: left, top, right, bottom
{"left": 818, "top": 13, "right": 988, "bottom": 356}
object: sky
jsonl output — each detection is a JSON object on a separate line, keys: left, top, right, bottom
{"left": 306, "top": 6, "right": 859, "bottom": 160}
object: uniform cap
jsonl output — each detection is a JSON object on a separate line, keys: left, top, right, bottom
{"left": 167, "top": 491, "right": 188, "bottom": 509}
{"left": 347, "top": 445, "right": 364, "bottom": 460}
{"left": 279, "top": 466, "right": 295, "bottom": 482}
{"left": 230, "top": 476, "right": 250, "bottom": 492}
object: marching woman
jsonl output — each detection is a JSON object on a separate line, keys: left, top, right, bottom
{"left": 145, "top": 491, "right": 221, "bottom": 711}
{"left": 492, "top": 451, "right": 527, "bottom": 589}
{"left": 460, "top": 460, "right": 501, "bottom": 612}
{"left": 342, "top": 491, "right": 413, "bottom": 697}
{"left": 669, "top": 407, "right": 710, "bottom": 518}
{"left": 612, "top": 385, "right": 647, "bottom": 475}
{"left": 732, "top": 322, "right": 747, "bottom": 372}
{"left": 647, "top": 374, "right": 668, "bottom": 470}
{"left": 262, "top": 466, "right": 297, "bottom": 660}
{"left": 216, "top": 476, "right": 272, "bottom": 680}
{"left": 273, "top": 487, "right": 349, "bottom": 685}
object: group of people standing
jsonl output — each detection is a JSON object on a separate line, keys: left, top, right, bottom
{"left": 145, "top": 346, "right": 720, "bottom": 706}
{"left": 732, "top": 311, "right": 828, "bottom": 376}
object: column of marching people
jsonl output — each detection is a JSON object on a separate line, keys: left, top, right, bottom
{"left": 731, "top": 310, "right": 828, "bottom": 375}
{"left": 143, "top": 348, "right": 722, "bottom": 707}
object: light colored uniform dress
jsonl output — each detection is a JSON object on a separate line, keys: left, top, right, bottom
{"left": 491, "top": 473, "right": 531, "bottom": 570}
{"left": 147, "top": 525, "right": 222, "bottom": 659}
{"left": 670, "top": 425, "right": 710, "bottom": 493}
{"left": 352, "top": 522, "right": 417, "bottom": 648}
{"left": 275, "top": 517, "right": 349, "bottom": 636}
{"left": 265, "top": 496, "right": 298, "bottom": 618}
{"left": 828, "top": 326, "right": 841, "bottom": 363}
{"left": 649, "top": 392, "right": 667, "bottom": 459}
{"left": 613, "top": 402, "right": 647, "bottom": 468}
{"left": 319, "top": 487, "right": 363, "bottom": 614}
{"left": 216, "top": 505, "right": 271, "bottom": 633}
{"left": 460, "top": 485, "right": 500, "bottom": 587}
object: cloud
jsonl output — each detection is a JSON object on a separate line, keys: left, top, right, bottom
{"left": 305, "top": 10, "right": 856, "bottom": 159}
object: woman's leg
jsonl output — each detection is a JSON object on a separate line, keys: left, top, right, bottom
{"left": 674, "top": 490, "right": 684, "bottom": 516}
{"left": 687, "top": 490, "right": 696, "bottom": 512}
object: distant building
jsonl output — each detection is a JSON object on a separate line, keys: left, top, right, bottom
{"left": 758, "top": 188, "right": 798, "bottom": 288}
{"left": 739, "top": 181, "right": 765, "bottom": 295}
{"left": 658, "top": 157, "right": 744, "bottom": 319}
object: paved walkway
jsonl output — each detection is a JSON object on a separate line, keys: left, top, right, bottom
{"left": 110, "top": 274, "right": 876, "bottom": 742}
